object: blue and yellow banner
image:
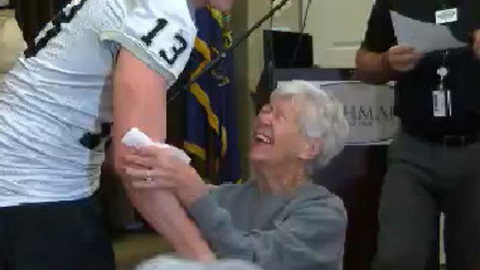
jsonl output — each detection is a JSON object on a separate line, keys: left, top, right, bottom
{"left": 184, "top": 7, "right": 241, "bottom": 184}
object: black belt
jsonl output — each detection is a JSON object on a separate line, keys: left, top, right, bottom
{"left": 404, "top": 128, "right": 480, "bottom": 147}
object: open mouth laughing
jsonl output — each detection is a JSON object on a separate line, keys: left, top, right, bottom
{"left": 253, "top": 132, "right": 273, "bottom": 145}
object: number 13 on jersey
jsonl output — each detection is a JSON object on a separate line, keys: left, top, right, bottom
{"left": 141, "top": 18, "right": 188, "bottom": 66}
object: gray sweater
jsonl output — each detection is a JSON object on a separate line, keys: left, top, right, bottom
{"left": 188, "top": 180, "right": 347, "bottom": 270}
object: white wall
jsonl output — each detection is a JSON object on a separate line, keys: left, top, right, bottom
{"left": 302, "top": 0, "right": 373, "bottom": 68}
{"left": 0, "top": 9, "right": 26, "bottom": 80}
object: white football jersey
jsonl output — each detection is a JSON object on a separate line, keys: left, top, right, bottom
{"left": 0, "top": 0, "right": 197, "bottom": 207}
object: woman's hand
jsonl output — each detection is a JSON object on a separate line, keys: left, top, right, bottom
{"left": 124, "top": 145, "right": 209, "bottom": 206}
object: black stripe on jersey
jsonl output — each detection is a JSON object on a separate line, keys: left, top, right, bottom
{"left": 80, "top": 122, "right": 112, "bottom": 150}
{"left": 25, "top": 0, "right": 88, "bottom": 58}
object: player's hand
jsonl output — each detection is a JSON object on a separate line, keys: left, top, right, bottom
{"left": 384, "top": 45, "right": 423, "bottom": 73}
{"left": 209, "top": 0, "right": 235, "bottom": 12}
{"left": 473, "top": 29, "right": 480, "bottom": 61}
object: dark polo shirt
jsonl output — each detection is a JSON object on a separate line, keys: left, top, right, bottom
{"left": 361, "top": 0, "right": 480, "bottom": 136}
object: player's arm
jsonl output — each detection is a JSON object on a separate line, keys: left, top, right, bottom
{"left": 101, "top": 0, "right": 213, "bottom": 261}
{"left": 112, "top": 48, "right": 214, "bottom": 261}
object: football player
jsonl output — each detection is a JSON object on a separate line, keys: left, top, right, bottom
{"left": 0, "top": 0, "right": 233, "bottom": 268}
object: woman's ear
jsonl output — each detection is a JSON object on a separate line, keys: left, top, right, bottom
{"left": 298, "top": 138, "right": 322, "bottom": 161}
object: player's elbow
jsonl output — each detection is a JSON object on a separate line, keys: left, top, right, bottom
{"left": 113, "top": 153, "right": 125, "bottom": 178}
{"left": 112, "top": 144, "right": 129, "bottom": 179}
{"left": 113, "top": 155, "right": 124, "bottom": 177}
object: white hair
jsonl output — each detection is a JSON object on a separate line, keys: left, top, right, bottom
{"left": 136, "top": 256, "right": 262, "bottom": 270}
{"left": 271, "top": 80, "right": 349, "bottom": 174}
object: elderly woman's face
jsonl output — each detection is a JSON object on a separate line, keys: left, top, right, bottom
{"left": 249, "top": 96, "right": 307, "bottom": 165}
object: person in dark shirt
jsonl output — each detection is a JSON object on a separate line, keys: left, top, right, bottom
{"left": 356, "top": 0, "right": 480, "bottom": 269}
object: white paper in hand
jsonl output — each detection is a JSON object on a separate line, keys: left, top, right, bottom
{"left": 122, "top": 128, "right": 191, "bottom": 164}
{"left": 390, "top": 11, "right": 466, "bottom": 53}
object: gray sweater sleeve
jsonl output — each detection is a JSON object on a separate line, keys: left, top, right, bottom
{"left": 187, "top": 191, "right": 347, "bottom": 270}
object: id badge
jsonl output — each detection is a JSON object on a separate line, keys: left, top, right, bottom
{"left": 432, "top": 90, "right": 452, "bottom": 117}
{"left": 435, "top": 8, "right": 458, "bottom": 25}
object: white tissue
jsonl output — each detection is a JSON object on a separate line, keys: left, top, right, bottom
{"left": 121, "top": 128, "right": 152, "bottom": 147}
{"left": 122, "top": 128, "right": 191, "bottom": 164}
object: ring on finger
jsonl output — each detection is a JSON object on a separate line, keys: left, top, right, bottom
{"left": 144, "top": 170, "right": 153, "bottom": 182}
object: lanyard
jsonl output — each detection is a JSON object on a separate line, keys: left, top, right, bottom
{"left": 438, "top": 51, "right": 449, "bottom": 90}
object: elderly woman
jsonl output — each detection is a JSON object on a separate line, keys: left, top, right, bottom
{"left": 124, "top": 80, "right": 349, "bottom": 270}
